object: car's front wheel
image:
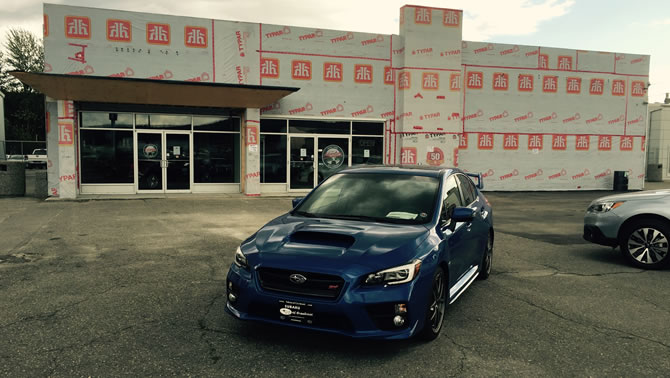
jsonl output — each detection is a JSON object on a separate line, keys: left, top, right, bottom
{"left": 418, "top": 267, "right": 446, "bottom": 341}
{"left": 619, "top": 218, "right": 670, "bottom": 269}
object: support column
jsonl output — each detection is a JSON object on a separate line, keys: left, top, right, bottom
{"left": 244, "top": 108, "right": 261, "bottom": 196}
{"left": 55, "top": 100, "right": 77, "bottom": 199}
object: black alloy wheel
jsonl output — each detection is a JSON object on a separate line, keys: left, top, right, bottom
{"left": 419, "top": 267, "right": 446, "bottom": 341}
{"left": 619, "top": 219, "right": 670, "bottom": 270}
{"left": 478, "top": 232, "right": 493, "bottom": 280}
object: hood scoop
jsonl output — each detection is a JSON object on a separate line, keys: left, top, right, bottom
{"left": 288, "top": 231, "right": 355, "bottom": 249}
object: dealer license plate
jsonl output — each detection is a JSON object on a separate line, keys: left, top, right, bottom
{"left": 278, "top": 300, "right": 314, "bottom": 325}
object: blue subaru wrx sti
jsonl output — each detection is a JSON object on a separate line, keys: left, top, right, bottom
{"left": 226, "top": 166, "right": 493, "bottom": 340}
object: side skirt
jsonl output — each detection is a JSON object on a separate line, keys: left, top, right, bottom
{"left": 448, "top": 265, "right": 479, "bottom": 305}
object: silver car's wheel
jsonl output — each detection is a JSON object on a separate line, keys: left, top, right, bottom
{"left": 620, "top": 220, "right": 670, "bottom": 269}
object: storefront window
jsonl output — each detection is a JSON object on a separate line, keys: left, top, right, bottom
{"left": 352, "top": 136, "right": 383, "bottom": 165}
{"left": 260, "top": 119, "right": 287, "bottom": 133}
{"left": 289, "top": 120, "right": 350, "bottom": 134}
{"left": 193, "top": 116, "right": 240, "bottom": 132}
{"left": 260, "top": 134, "right": 287, "bottom": 183}
{"left": 80, "top": 130, "right": 133, "bottom": 183}
{"left": 136, "top": 114, "right": 191, "bottom": 130}
{"left": 194, "top": 133, "right": 240, "bottom": 183}
{"left": 352, "top": 122, "right": 384, "bottom": 136}
{"left": 80, "top": 112, "right": 133, "bottom": 128}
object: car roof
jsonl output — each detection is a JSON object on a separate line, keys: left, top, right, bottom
{"left": 339, "top": 165, "right": 457, "bottom": 178}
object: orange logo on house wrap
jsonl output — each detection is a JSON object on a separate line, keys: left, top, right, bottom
{"left": 147, "top": 23, "right": 170, "bottom": 45}
{"left": 566, "top": 77, "right": 581, "bottom": 94}
{"left": 383, "top": 66, "right": 394, "bottom": 85}
{"left": 247, "top": 126, "right": 258, "bottom": 145}
{"left": 611, "top": 80, "right": 626, "bottom": 96}
{"left": 493, "top": 72, "right": 508, "bottom": 91}
{"left": 620, "top": 136, "right": 633, "bottom": 151}
{"left": 538, "top": 54, "right": 549, "bottom": 69}
{"left": 631, "top": 81, "right": 645, "bottom": 97}
{"left": 466, "top": 71, "right": 483, "bottom": 89}
{"left": 65, "top": 16, "right": 90, "bottom": 39}
{"left": 292, "top": 60, "right": 312, "bottom": 80}
{"left": 261, "top": 58, "right": 280, "bottom": 79}
{"left": 575, "top": 135, "right": 590, "bottom": 151}
{"left": 598, "top": 136, "right": 612, "bottom": 151}
{"left": 478, "top": 133, "right": 494, "bottom": 150}
{"left": 354, "top": 64, "right": 373, "bottom": 84}
{"left": 443, "top": 10, "right": 460, "bottom": 27}
{"left": 415, "top": 7, "right": 432, "bottom": 24}
{"left": 185, "top": 26, "right": 208, "bottom": 48}
{"left": 400, "top": 147, "right": 417, "bottom": 164}
{"left": 552, "top": 135, "right": 567, "bottom": 150}
{"left": 398, "top": 71, "right": 411, "bottom": 90}
{"left": 449, "top": 73, "right": 461, "bottom": 91}
{"left": 503, "top": 134, "right": 519, "bottom": 150}
{"left": 107, "top": 19, "right": 131, "bottom": 42}
{"left": 542, "top": 76, "right": 558, "bottom": 93}
{"left": 58, "top": 123, "right": 74, "bottom": 145}
{"left": 589, "top": 78, "right": 604, "bottom": 95}
{"left": 528, "top": 134, "right": 543, "bottom": 150}
{"left": 558, "top": 56, "right": 572, "bottom": 70}
{"left": 518, "top": 74, "right": 534, "bottom": 92}
{"left": 324, "top": 62, "right": 343, "bottom": 82}
{"left": 458, "top": 133, "right": 468, "bottom": 149}
{"left": 422, "top": 72, "right": 439, "bottom": 90}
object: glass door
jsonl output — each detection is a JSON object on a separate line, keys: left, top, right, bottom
{"left": 289, "top": 136, "right": 315, "bottom": 190}
{"left": 317, "top": 137, "right": 349, "bottom": 184}
{"left": 136, "top": 131, "right": 191, "bottom": 192}
{"left": 166, "top": 133, "right": 190, "bottom": 191}
{"left": 137, "top": 132, "right": 163, "bottom": 191}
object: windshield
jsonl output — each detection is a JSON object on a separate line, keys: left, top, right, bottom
{"left": 294, "top": 172, "right": 440, "bottom": 224}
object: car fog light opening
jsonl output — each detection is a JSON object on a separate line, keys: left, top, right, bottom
{"left": 395, "top": 303, "right": 407, "bottom": 315}
{"left": 393, "top": 315, "right": 405, "bottom": 327}
{"left": 227, "top": 280, "right": 238, "bottom": 303}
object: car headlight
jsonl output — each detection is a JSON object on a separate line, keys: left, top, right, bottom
{"left": 364, "top": 260, "right": 422, "bottom": 285}
{"left": 588, "top": 201, "right": 624, "bottom": 213}
{"left": 234, "top": 246, "right": 249, "bottom": 270}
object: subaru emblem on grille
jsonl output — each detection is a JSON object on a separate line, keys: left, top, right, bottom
{"left": 289, "top": 274, "right": 307, "bottom": 284}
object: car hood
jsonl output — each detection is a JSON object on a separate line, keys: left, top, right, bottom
{"left": 245, "top": 214, "right": 431, "bottom": 274}
{"left": 591, "top": 189, "right": 670, "bottom": 204}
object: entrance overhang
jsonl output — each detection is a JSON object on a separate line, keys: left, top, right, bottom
{"left": 10, "top": 71, "right": 299, "bottom": 109}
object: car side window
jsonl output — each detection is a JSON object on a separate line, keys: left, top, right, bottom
{"left": 443, "top": 175, "right": 463, "bottom": 210}
{"left": 456, "top": 174, "right": 477, "bottom": 205}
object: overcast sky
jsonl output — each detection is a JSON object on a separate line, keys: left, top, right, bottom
{"left": 1, "top": 0, "right": 669, "bottom": 102}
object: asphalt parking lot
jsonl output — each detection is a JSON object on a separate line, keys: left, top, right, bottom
{"left": 1, "top": 186, "right": 669, "bottom": 376}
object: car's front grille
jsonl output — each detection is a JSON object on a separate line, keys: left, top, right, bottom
{"left": 257, "top": 267, "right": 345, "bottom": 299}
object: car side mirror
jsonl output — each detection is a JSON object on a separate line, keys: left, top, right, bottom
{"left": 451, "top": 207, "right": 475, "bottom": 223}
{"left": 292, "top": 197, "right": 304, "bottom": 208}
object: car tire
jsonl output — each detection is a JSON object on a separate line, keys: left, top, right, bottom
{"left": 478, "top": 231, "right": 493, "bottom": 280}
{"left": 418, "top": 267, "right": 447, "bottom": 341}
{"left": 619, "top": 218, "right": 670, "bottom": 270}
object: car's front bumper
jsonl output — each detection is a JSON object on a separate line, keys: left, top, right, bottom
{"left": 583, "top": 210, "right": 623, "bottom": 247}
{"left": 225, "top": 264, "right": 431, "bottom": 339}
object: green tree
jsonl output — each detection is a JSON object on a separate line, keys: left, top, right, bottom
{"left": 2, "top": 28, "right": 44, "bottom": 92}
{"left": 2, "top": 28, "right": 45, "bottom": 143}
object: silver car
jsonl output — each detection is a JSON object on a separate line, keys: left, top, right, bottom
{"left": 584, "top": 190, "right": 670, "bottom": 269}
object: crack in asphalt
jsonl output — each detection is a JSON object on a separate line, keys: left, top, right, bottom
{"left": 5, "top": 209, "right": 64, "bottom": 256}
{"left": 493, "top": 269, "right": 647, "bottom": 278}
{"left": 498, "top": 289, "right": 670, "bottom": 350}
{"left": 444, "top": 333, "right": 468, "bottom": 377}
{"left": 0, "top": 282, "right": 122, "bottom": 329}
{"left": 198, "top": 291, "right": 226, "bottom": 365}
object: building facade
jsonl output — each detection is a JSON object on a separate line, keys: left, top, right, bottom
{"left": 29, "top": 4, "right": 650, "bottom": 198}
{"left": 646, "top": 95, "right": 670, "bottom": 181}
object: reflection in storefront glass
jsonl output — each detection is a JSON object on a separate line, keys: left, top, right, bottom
{"left": 81, "top": 112, "right": 133, "bottom": 128}
{"left": 352, "top": 136, "right": 383, "bottom": 165}
{"left": 135, "top": 114, "right": 191, "bottom": 130}
{"left": 194, "top": 132, "right": 240, "bottom": 183}
{"left": 260, "top": 134, "right": 287, "bottom": 183}
{"left": 80, "top": 130, "right": 133, "bottom": 183}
